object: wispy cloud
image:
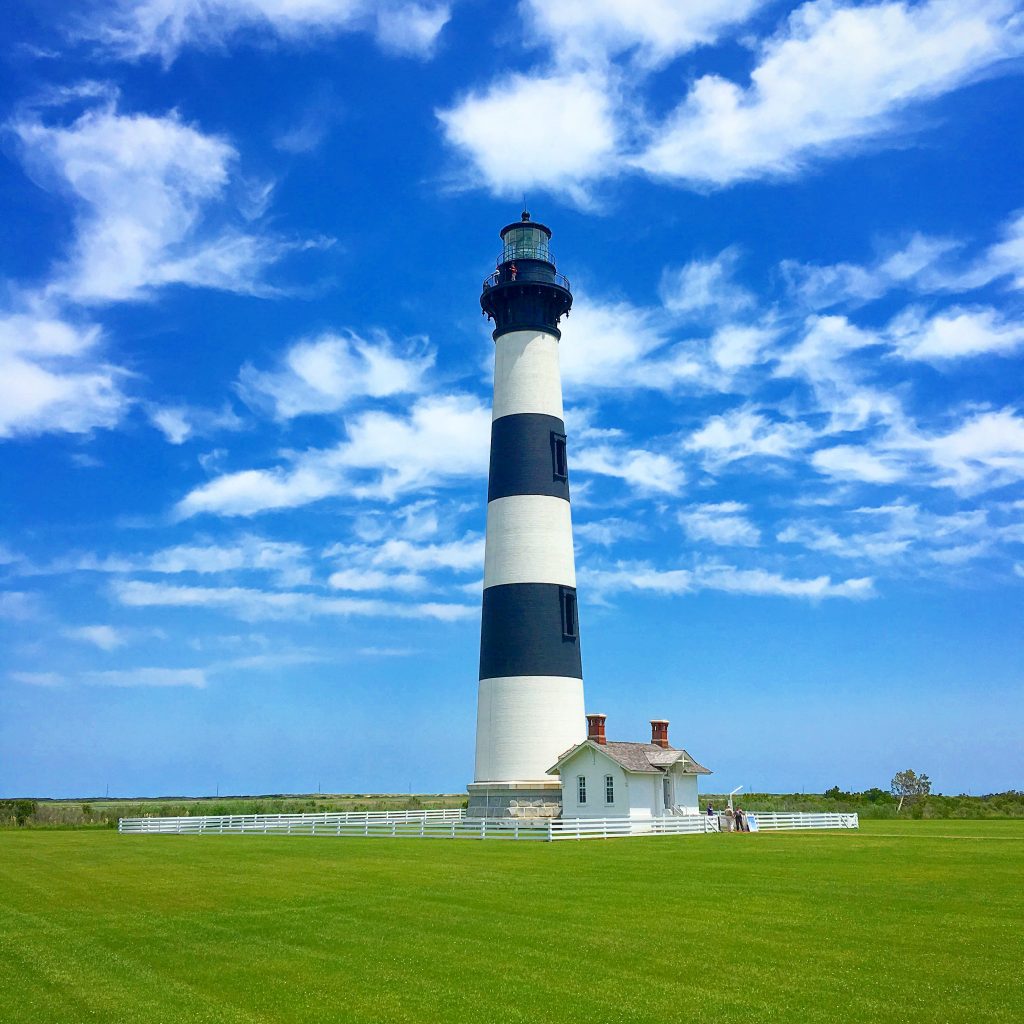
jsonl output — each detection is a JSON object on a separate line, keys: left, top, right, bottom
{"left": 440, "top": 0, "right": 1024, "bottom": 198}
{"left": 12, "top": 91, "right": 312, "bottom": 304}
{"left": 238, "top": 330, "right": 434, "bottom": 420}
{"left": 86, "top": 0, "right": 451, "bottom": 64}
{"left": 112, "top": 579, "right": 475, "bottom": 622}
{"left": 177, "top": 393, "right": 490, "bottom": 517}
{"left": 83, "top": 667, "right": 207, "bottom": 688}
{"left": 679, "top": 503, "right": 761, "bottom": 547}
{"left": 582, "top": 560, "right": 875, "bottom": 601}
{"left": 0, "top": 313, "right": 128, "bottom": 438}
{"left": 62, "top": 624, "right": 127, "bottom": 650}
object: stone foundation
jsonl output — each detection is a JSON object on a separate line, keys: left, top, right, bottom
{"left": 466, "top": 782, "right": 563, "bottom": 819}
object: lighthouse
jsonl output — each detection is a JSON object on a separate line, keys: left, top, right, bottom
{"left": 467, "top": 211, "right": 586, "bottom": 819}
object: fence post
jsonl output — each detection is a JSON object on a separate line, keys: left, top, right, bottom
{"left": 547, "top": 819, "right": 553, "bottom": 842}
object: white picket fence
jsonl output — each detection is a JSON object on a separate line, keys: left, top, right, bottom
{"left": 549, "top": 815, "right": 720, "bottom": 839}
{"left": 118, "top": 809, "right": 857, "bottom": 841}
{"left": 117, "top": 808, "right": 463, "bottom": 835}
{"left": 744, "top": 812, "right": 858, "bottom": 830}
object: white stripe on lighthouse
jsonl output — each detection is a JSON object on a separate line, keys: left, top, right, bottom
{"left": 492, "top": 330, "right": 564, "bottom": 421}
{"left": 483, "top": 495, "right": 576, "bottom": 589}
{"left": 474, "top": 675, "right": 586, "bottom": 782}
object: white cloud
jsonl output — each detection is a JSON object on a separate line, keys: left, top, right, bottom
{"left": 438, "top": 72, "right": 619, "bottom": 201}
{"left": 659, "top": 248, "right": 755, "bottom": 322}
{"left": 915, "top": 408, "right": 1024, "bottom": 492}
{"left": 782, "top": 233, "right": 961, "bottom": 309}
{"left": 9, "top": 671, "right": 64, "bottom": 687}
{"left": 366, "top": 535, "right": 485, "bottom": 572}
{"left": 112, "top": 579, "right": 473, "bottom": 622}
{"left": 522, "top": 0, "right": 767, "bottom": 68}
{"left": 800, "top": 408, "right": 1024, "bottom": 494}
{"left": 62, "top": 624, "right": 127, "bottom": 650}
{"left": 148, "top": 403, "right": 243, "bottom": 444}
{"left": 709, "top": 326, "right": 777, "bottom": 373}
{"left": 778, "top": 520, "right": 910, "bottom": 560}
{"left": 574, "top": 518, "right": 644, "bottom": 548}
{"left": 375, "top": 3, "right": 450, "bottom": 56}
{"left": 149, "top": 406, "right": 191, "bottom": 445}
{"left": 177, "top": 393, "right": 490, "bottom": 517}
{"left": 238, "top": 330, "right": 434, "bottom": 419}
{"left": 888, "top": 306, "right": 1024, "bottom": 361}
{"left": 812, "top": 445, "right": 904, "bottom": 484}
{"left": 327, "top": 568, "right": 427, "bottom": 593}
{"left": 84, "top": 667, "right": 207, "bottom": 688}
{"left": 148, "top": 536, "right": 312, "bottom": 586}
{"left": 13, "top": 95, "right": 301, "bottom": 304}
{"left": 685, "top": 407, "right": 815, "bottom": 469}
{"left": 323, "top": 533, "right": 483, "bottom": 591}
{"left": 0, "top": 313, "right": 128, "bottom": 438}
{"left": 695, "top": 563, "right": 875, "bottom": 599}
{"left": 924, "top": 210, "right": 1024, "bottom": 292}
{"left": 783, "top": 211, "right": 1024, "bottom": 308}
{"left": 92, "top": 0, "right": 450, "bottom": 63}
{"left": 582, "top": 560, "right": 874, "bottom": 600}
{"left": 0, "top": 591, "right": 44, "bottom": 621}
{"left": 559, "top": 298, "right": 674, "bottom": 389}
{"left": 558, "top": 297, "right": 729, "bottom": 394}
{"left": 778, "top": 503, "right": 991, "bottom": 564}
{"left": 635, "top": 0, "right": 1024, "bottom": 186}
{"left": 774, "top": 315, "right": 901, "bottom": 432}
{"left": 574, "top": 444, "right": 685, "bottom": 495}
{"left": 680, "top": 502, "right": 761, "bottom": 546}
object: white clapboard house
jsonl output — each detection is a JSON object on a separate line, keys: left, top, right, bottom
{"left": 548, "top": 715, "right": 712, "bottom": 819}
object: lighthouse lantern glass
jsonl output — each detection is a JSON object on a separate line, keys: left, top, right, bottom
{"left": 501, "top": 224, "right": 551, "bottom": 264}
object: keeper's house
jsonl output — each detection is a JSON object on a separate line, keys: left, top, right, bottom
{"left": 548, "top": 714, "right": 712, "bottom": 820}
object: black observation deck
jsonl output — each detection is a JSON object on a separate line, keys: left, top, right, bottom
{"left": 481, "top": 211, "right": 573, "bottom": 341}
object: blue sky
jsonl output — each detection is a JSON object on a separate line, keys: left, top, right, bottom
{"left": 1, "top": 0, "right": 1022, "bottom": 799}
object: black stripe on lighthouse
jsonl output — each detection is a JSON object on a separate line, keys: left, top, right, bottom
{"left": 479, "top": 583, "right": 582, "bottom": 680}
{"left": 487, "top": 413, "right": 570, "bottom": 502}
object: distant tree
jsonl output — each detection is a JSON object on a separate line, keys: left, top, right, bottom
{"left": 823, "top": 786, "right": 851, "bottom": 801}
{"left": 891, "top": 769, "right": 932, "bottom": 812}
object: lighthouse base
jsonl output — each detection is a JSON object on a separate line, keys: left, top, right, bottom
{"left": 466, "top": 780, "right": 563, "bottom": 820}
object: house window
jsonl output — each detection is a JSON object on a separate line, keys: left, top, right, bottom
{"left": 577, "top": 775, "right": 587, "bottom": 804}
{"left": 561, "top": 589, "right": 578, "bottom": 640}
{"left": 551, "top": 431, "right": 568, "bottom": 481}
{"left": 605, "top": 775, "right": 614, "bottom": 804}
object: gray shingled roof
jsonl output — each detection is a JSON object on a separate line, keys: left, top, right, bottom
{"left": 549, "top": 740, "right": 713, "bottom": 776}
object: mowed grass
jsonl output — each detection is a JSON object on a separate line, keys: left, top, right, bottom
{"left": 1, "top": 821, "right": 1021, "bottom": 1023}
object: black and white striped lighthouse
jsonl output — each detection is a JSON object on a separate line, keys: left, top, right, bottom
{"left": 466, "top": 211, "right": 586, "bottom": 819}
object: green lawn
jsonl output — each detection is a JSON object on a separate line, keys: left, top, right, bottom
{"left": 1, "top": 820, "right": 1021, "bottom": 1023}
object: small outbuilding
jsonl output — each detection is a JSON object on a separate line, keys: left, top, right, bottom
{"left": 547, "top": 714, "right": 712, "bottom": 819}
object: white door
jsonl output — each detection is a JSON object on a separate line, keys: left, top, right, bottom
{"left": 662, "top": 775, "right": 671, "bottom": 811}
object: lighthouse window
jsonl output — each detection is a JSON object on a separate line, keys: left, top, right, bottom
{"left": 501, "top": 225, "right": 550, "bottom": 263}
{"left": 561, "top": 588, "right": 578, "bottom": 640}
{"left": 551, "top": 431, "right": 568, "bottom": 481}
{"left": 577, "top": 775, "right": 587, "bottom": 804}
{"left": 605, "top": 775, "right": 615, "bottom": 804}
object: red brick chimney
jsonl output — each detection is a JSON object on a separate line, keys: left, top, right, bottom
{"left": 586, "top": 713, "right": 607, "bottom": 745}
{"left": 650, "top": 719, "right": 670, "bottom": 748}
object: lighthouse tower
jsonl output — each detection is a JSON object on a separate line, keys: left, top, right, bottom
{"left": 467, "top": 212, "right": 585, "bottom": 819}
